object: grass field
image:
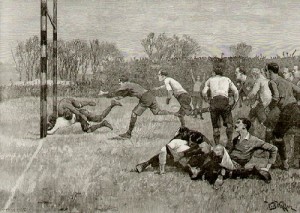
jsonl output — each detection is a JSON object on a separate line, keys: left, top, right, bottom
{"left": 0, "top": 97, "right": 299, "bottom": 213}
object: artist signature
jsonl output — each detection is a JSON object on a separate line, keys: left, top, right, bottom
{"left": 264, "top": 200, "right": 296, "bottom": 212}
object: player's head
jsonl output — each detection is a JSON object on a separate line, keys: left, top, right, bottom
{"left": 47, "top": 113, "right": 57, "bottom": 130}
{"left": 158, "top": 70, "right": 168, "bottom": 81}
{"left": 199, "top": 142, "right": 212, "bottom": 154}
{"left": 265, "top": 62, "right": 279, "bottom": 79}
{"left": 119, "top": 75, "right": 129, "bottom": 85}
{"left": 235, "top": 67, "right": 247, "bottom": 81}
{"left": 213, "top": 64, "right": 223, "bottom": 76}
{"left": 251, "top": 68, "right": 261, "bottom": 79}
{"left": 196, "top": 75, "right": 201, "bottom": 81}
{"left": 234, "top": 118, "right": 252, "bottom": 132}
{"left": 282, "top": 67, "right": 292, "bottom": 80}
{"left": 63, "top": 109, "right": 74, "bottom": 120}
{"left": 213, "top": 144, "right": 225, "bottom": 157}
{"left": 292, "top": 65, "right": 300, "bottom": 78}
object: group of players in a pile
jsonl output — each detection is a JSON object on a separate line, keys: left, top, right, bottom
{"left": 46, "top": 62, "right": 300, "bottom": 188}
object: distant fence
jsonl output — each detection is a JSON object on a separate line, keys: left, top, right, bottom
{"left": 0, "top": 84, "right": 96, "bottom": 101}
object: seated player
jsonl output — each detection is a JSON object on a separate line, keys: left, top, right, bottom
{"left": 170, "top": 118, "right": 277, "bottom": 187}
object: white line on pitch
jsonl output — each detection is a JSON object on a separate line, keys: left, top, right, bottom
{"left": 4, "top": 139, "right": 45, "bottom": 210}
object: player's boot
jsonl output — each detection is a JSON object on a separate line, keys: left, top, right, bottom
{"left": 88, "top": 101, "right": 96, "bottom": 106}
{"left": 101, "top": 120, "right": 113, "bottom": 130}
{"left": 111, "top": 99, "right": 122, "bottom": 107}
{"left": 88, "top": 120, "right": 113, "bottom": 132}
{"left": 136, "top": 162, "right": 149, "bottom": 173}
{"left": 119, "top": 132, "right": 132, "bottom": 139}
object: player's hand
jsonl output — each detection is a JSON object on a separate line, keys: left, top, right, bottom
{"left": 260, "top": 168, "right": 269, "bottom": 172}
{"left": 86, "top": 121, "right": 91, "bottom": 128}
{"left": 213, "top": 176, "right": 224, "bottom": 190}
{"left": 261, "top": 164, "right": 271, "bottom": 172}
{"left": 98, "top": 90, "right": 108, "bottom": 96}
{"left": 166, "top": 98, "right": 171, "bottom": 105}
{"left": 228, "top": 102, "right": 235, "bottom": 111}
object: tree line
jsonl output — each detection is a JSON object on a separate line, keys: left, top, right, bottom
{"left": 11, "top": 36, "right": 124, "bottom": 83}
{"left": 10, "top": 33, "right": 299, "bottom": 93}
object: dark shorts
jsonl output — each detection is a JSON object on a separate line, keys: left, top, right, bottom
{"left": 264, "top": 106, "right": 280, "bottom": 129}
{"left": 273, "top": 103, "right": 300, "bottom": 139}
{"left": 191, "top": 91, "right": 201, "bottom": 97}
{"left": 210, "top": 95, "right": 233, "bottom": 128}
{"left": 75, "top": 109, "right": 93, "bottom": 132}
{"left": 133, "top": 91, "right": 161, "bottom": 116}
{"left": 248, "top": 102, "right": 266, "bottom": 124}
{"left": 191, "top": 92, "right": 203, "bottom": 108}
{"left": 176, "top": 93, "right": 192, "bottom": 116}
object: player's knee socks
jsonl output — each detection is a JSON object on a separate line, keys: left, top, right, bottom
{"left": 294, "top": 135, "right": 300, "bottom": 159}
{"left": 159, "top": 147, "right": 167, "bottom": 165}
{"left": 213, "top": 128, "right": 221, "bottom": 145}
{"left": 226, "top": 125, "right": 233, "bottom": 143}
{"left": 95, "top": 105, "right": 114, "bottom": 122}
{"left": 198, "top": 108, "right": 203, "bottom": 118}
{"left": 179, "top": 116, "right": 185, "bottom": 127}
{"left": 127, "top": 114, "right": 137, "bottom": 134}
{"left": 274, "top": 139, "right": 287, "bottom": 161}
{"left": 265, "top": 129, "right": 273, "bottom": 143}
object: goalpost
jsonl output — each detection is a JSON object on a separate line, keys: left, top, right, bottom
{"left": 40, "top": 0, "right": 57, "bottom": 138}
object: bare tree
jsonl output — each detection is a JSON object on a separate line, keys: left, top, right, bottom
{"left": 141, "top": 33, "right": 201, "bottom": 61}
{"left": 13, "top": 36, "right": 40, "bottom": 81}
{"left": 229, "top": 42, "right": 252, "bottom": 57}
{"left": 141, "top": 32, "right": 155, "bottom": 59}
{"left": 89, "top": 39, "right": 123, "bottom": 77}
{"left": 11, "top": 47, "right": 22, "bottom": 81}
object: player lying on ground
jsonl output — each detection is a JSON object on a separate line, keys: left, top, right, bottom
{"left": 169, "top": 118, "right": 278, "bottom": 187}
{"left": 135, "top": 126, "right": 211, "bottom": 174}
{"left": 47, "top": 98, "right": 122, "bottom": 134}
{"left": 172, "top": 144, "right": 272, "bottom": 189}
{"left": 99, "top": 75, "right": 175, "bottom": 139}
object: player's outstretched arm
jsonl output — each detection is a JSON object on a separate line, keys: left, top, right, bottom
{"left": 153, "top": 85, "right": 166, "bottom": 91}
{"left": 190, "top": 69, "right": 196, "bottom": 83}
{"left": 98, "top": 90, "right": 109, "bottom": 96}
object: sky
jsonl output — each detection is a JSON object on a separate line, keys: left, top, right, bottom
{"left": 1, "top": 0, "right": 300, "bottom": 64}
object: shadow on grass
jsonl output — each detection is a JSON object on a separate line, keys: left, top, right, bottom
{"left": 108, "top": 136, "right": 128, "bottom": 140}
{"left": 23, "top": 131, "right": 40, "bottom": 140}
